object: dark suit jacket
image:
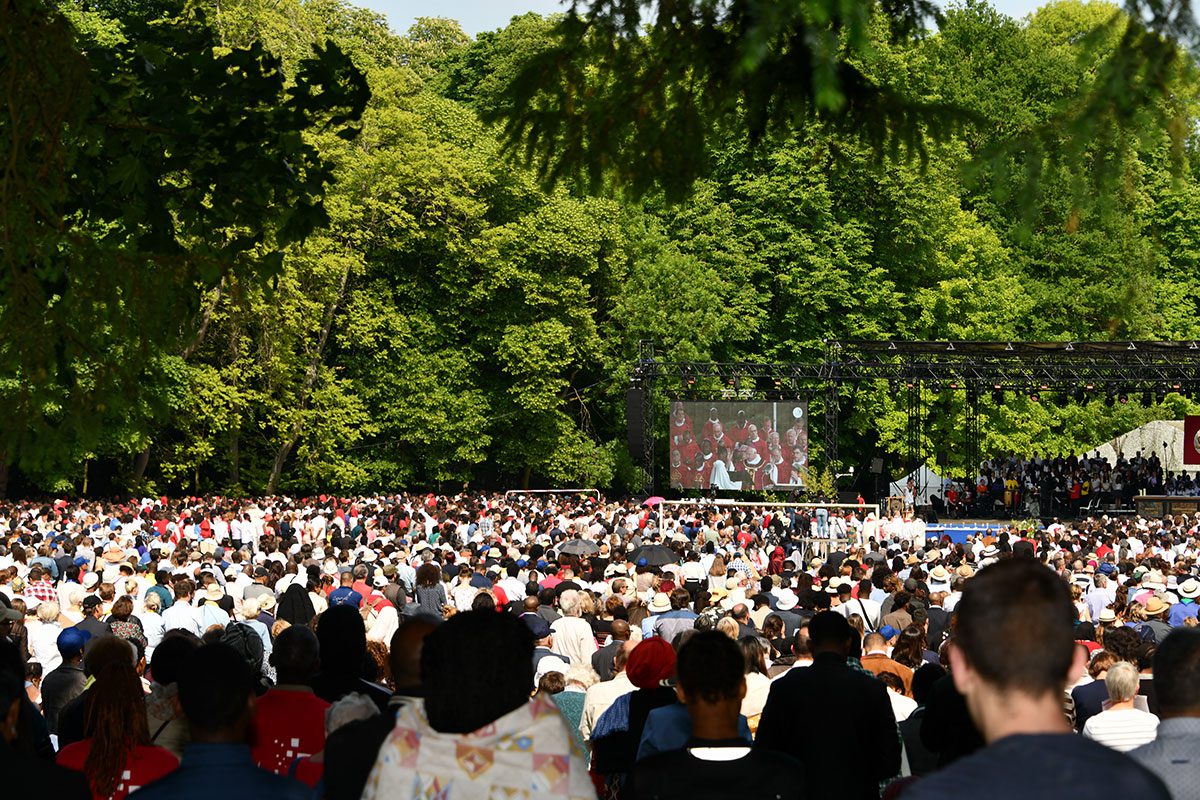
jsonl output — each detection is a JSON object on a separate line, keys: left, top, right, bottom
{"left": 1071, "top": 680, "right": 1108, "bottom": 732}
{"left": 592, "top": 641, "right": 623, "bottom": 682}
{"left": 920, "top": 673, "right": 984, "bottom": 766}
{"left": 773, "top": 608, "right": 803, "bottom": 639}
{"left": 925, "top": 607, "right": 950, "bottom": 649}
{"left": 756, "top": 652, "right": 901, "bottom": 800}
{"left": 0, "top": 739, "right": 88, "bottom": 798}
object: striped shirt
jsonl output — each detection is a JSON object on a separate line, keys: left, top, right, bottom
{"left": 1083, "top": 708, "right": 1160, "bottom": 752}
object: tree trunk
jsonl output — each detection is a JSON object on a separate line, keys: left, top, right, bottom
{"left": 181, "top": 278, "right": 225, "bottom": 360}
{"left": 228, "top": 317, "right": 241, "bottom": 487}
{"left": 229, "top": 431, "right": 240, "bottom": 487}
{"left": 81, "top": 460, "right": 89, "bottom": 496}
{"left": 133, "top": 448, "right": 150, "bottom": 480}
{"left": 267, "top": 262, "right": 352, "bottom": 493}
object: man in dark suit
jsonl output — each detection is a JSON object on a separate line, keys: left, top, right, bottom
{"left": 592, "top": 620, "right": 630, "bottom": 682}
{"left": 756, "top": 611, "right": 901, "bottom": 800}
{"left": 322, "top": 617, "right": 437, "bottom": 800}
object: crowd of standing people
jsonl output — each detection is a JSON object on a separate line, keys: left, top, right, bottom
{"left": 0, "top": 492, "right": 1198, "bottom": 798}
{"left": 938, "top": 450, "right": 1192, "bottom": 518}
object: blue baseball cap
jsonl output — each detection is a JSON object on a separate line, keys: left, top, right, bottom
{"left": 878, "top": 625, "right": 899, "bottom": 640}
{"left": 522, "top": 613, "right": 551, "bottom": 640}
{"left": 57, "top": 627, "right": 91, "bottom": 659}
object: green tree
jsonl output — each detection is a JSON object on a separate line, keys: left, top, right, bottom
{"left": 0, "top": 0, "right": 366, "bottom": 494}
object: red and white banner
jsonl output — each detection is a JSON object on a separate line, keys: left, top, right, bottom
{"left": 1184, "top": 416, "right": 1200, "bottom": 465}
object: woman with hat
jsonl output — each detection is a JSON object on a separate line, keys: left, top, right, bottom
{"left": 590, "top": 638, "right": 678, "bottom": 794}
{"left": 1169, "top": 577, "right": 1200, "bottom": 626}
{"left": 197, "top": 584, "right": 229, "bottom": 631}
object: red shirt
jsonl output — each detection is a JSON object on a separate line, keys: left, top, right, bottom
{"left": 57, "top": 740, "right": 178, "bottom": 800}
{"left": 250, "top": 687, "right": 331, "bottom": 775}
{"left": 291, "top": 756, "right": 324, "bottom": 787}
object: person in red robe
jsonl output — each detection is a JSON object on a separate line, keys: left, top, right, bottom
{"left": 691, "top": 452, "right": 714, "bottom": 489}
{"left": 678, "top": 429, "right": 701, "bottom": 464}
{"left": 700, "top": 407, "right": 723, "bottom": 444}
{"left": 744, "top": 424, "right": 771, "bottom": 464}
{"left": 771, "top": 446, "right": 790, "bottom": 486}
{"left": 727, "top": 410, "right": 751, "bottom": 446}
{"left": 742, "top": 446, "right": 767, "bottom": 489}
{"left": 670, "top": 450, "right": 689, "bottom": 489}
{"left": 669, "top": 403, "right": 695, "bottom": 452}
{"left": 703, "top": 420, "right": 732, "bottom": 456}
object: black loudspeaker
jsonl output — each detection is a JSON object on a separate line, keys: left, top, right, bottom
{"left": 936, "top": 451, "right": 948, "bottom": 467}
{"left": 870, "top": 458, "right": 884, "bottom": 474}
{"left": 626, "top": 387, "right": 645, "bottom": 459}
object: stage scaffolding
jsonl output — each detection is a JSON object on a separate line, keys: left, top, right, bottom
{"left": 630, "top": 339, "right": 1200, "bottom": 493}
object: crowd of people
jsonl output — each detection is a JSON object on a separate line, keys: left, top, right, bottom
{"left": 932, "top": 450, "right": 1194, "bottom": 518}
{"left": 0, "top": 492, "right": 1198, "bottom": 799}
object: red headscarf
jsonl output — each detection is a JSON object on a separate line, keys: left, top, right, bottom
{"left": 768, "top": 546, "right": 786, "bottom": 575}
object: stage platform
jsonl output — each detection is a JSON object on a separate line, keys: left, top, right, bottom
{"left": 923, "top": 520, "right": 1021, "bottom": 545}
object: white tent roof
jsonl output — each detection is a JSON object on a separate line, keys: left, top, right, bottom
{"left": 889, "top": 465, "right": 951, "bottom": 505}
{"left": 1082, "top": 419, "right": 1186, "bottom": 472}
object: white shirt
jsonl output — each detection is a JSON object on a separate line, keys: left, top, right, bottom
{"left": 142, "top": 610, "right": 166, "bottom": 657}
{"left": 28, "top": 620, "right": 63, "bottom": 673}
{"left": 1083, "top": 708, "right": 1160, "bottom": 752}
{"left": 162, "top": 600, "right": 203, "bottom": 636}
{"left": 835, "top": 596, "right": 882, "bottom": 629}
{"left": 888, "top": 688, "right": 918, "bottom": 722}
{"left": 581, "top": 672, "right": 635, "bottom": 741}
{"left": 741, "top": 672, "right": 772, "bottom": 720}
{"left": 550, "top": 616, "right": 598, "bottom": 666}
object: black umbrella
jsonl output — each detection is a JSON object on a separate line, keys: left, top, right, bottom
{"left": 559, "top": 538, "right": 600, "bottom": 556}
{"left": 628, "top": 544, "right": 679, "bottom": 567}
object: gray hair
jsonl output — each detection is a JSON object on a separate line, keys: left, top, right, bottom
{"left": 564, "top": 664, "right": 599, "bottom": 690}
{"left": 36, "top": 601, "right": 60, "bottom": 623}
{"left": 1105, "top": 661, "right": 1141, "bottom": 703}
{"left": 558, "top": 589, "right": 581, "bottom": 617}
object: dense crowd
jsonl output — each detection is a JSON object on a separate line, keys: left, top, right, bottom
{"left": 934, "top": 450, "right": 1195, "bottom": 518}
{"left": 1, "top": 492, "right": 1199, "bottom": 799}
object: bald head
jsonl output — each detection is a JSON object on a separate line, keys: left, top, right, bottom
{"left": 611, "top": 620, "right": 631, "bottom": 641}
{"left": 389, "top": 617, "right": 438, "bottom": 691}
{"left": 863, "top": 632, "right": 885, "bottom": 651}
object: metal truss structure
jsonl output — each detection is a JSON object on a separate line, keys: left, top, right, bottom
{"left": 629, "top": 340, "right": 1200, "bottom": 493}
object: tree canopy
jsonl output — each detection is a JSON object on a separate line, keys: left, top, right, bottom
{"left": 3, "top": 0, "right": 1200, "bottom": 496}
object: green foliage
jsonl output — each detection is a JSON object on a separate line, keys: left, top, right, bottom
{"left": 489, "top": 0, "right": 1200, "bottom": 207}
{"left": 486, "top": 1, "right": 966, "bottom": 200}
{"left": 0, "top": 0, "right": 367, "bottom": 484}
{"left": 9, "top": 0, "right": 1200, "bottom": 496}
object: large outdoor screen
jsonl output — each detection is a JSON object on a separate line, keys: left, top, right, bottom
{"left": 668, "top": 400, "right": 808, "bottom": 491}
